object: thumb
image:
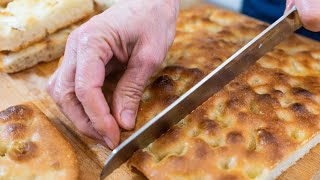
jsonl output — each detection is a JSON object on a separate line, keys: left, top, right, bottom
{"left": 112, "top": 46, "right": 163, "bottom": 130}
{"left": 285, "top": 0, "right": 295, "bottom": 13}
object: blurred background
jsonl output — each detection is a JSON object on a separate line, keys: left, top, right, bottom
{"left": 207, "top": 0, "right": 243, "bottom": 12}
{"left": 203, "top": 0, "right": 320, "bottom": 41}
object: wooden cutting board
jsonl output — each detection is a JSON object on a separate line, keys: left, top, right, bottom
{"left": 1, "top": 60, "right": 320, "bottom": 179}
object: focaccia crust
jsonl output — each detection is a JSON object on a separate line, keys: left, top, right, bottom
{"left": 0, "top": 0, "right": 12, "bottom": 7}
{"left": 129, "top": 5, "right": 320, "bottom": 180}
{"left": 0, "top": 0, "right": 94, "bottom": 51}
{"left": 0, "top": 103, "right": 78, "bottom": 179}
{"left": 0, "top": 22, "right": 79, "bottom": 73}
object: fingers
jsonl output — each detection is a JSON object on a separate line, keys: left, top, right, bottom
{"left": 285, "top": 0, "right": 320, "bottom": 32}
{"left": 46, "top": 29, "right": 104, "bottom": 142}
{"left": 74, "top": 22, "right": 120, "bottom": 149}
{"left": 112, "top": 45, "right": 164, "bottom": 130}
{"left": 295, "top": 0, "right": 320, "bottom": 32}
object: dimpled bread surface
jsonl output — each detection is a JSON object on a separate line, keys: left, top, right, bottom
{"left": 0, "top": 103, "right": 78, "bottom": 179}
{"left": 128, "top": 5, "right": 320, "bottom": 179}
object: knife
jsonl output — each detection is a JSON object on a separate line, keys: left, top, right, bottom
{"left": 101, "top": 6, "right": 302, "bottom": 179}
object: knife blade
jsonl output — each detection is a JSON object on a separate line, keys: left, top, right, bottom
{"left": 101, "top": 6, "right": 302, "bottom": 179}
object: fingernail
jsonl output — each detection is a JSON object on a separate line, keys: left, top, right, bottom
{"left": 103, "top": 136, "right": 115, "bottom": 149}
{"left": 120, "top": 110, "right": 136, "bottom": 129}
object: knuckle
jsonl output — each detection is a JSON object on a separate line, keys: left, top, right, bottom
{"left": 75, "top": 121, "right": 89, "bottom": 135}
{"left": 92, "top": 123, "right": 107, "bottom": 135}
{"left": 67, "top": 30, "right": 80, "bottom": 44}
{"left": 138, "top": 51, "right": 163, "bottom": 69}
{"left": 60, "top": 92, "right": 76, "bottom": 105}
{"left": 75, "top": 83, "right": 90, "bottom": 102}
{"left": 118, "top": 81, "right": 144, "bottom": 104}
{"left": 76, "top": 27, "right": 95, "bottom": 50}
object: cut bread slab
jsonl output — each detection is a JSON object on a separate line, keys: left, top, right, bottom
{"left": 95, "top": 0, "right": 118, "bottom": 12}
{"left": 0, "top": 24, "right": 77, "bottom": 73}
{"left": 0, "top": 0, "right": 12, "bottom": 6}
{"left": 0, "top": 0, "right": 94, "bottom": 51}
{"left": 127, "top": 5, "right": 320, "bottom": 179}
{"left": 0, "top": 103, "right": 78, "bottom": 179}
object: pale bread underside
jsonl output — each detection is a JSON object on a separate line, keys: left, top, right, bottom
{"left": 0, "top": 24, "right": 77, "bottom": 73}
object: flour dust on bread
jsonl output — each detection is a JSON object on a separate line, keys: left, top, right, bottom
{"left": 0, "top": 23, "right": 78, "bottom": 73}
{"left": 0, "top": 0, "right": 94, "bottom": 51}
{"left": 0, "top": 103, "right": 78, "bottom": 179}
{"left": 126, "top": 5, "right": 320, "bottom": 179}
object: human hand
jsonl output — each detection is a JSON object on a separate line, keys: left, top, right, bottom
{"left": 286, "top": 0, "right": 320, "bottom": 32}
{"left": 46, "top": 0, "right": 180, "bottom": 149}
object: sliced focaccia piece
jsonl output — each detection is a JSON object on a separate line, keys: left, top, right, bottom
{"left": 0, "top": 0, "right": 12, "bottom": 7}
{"left": 128, "top": 5, "right": 320, "bottom": 180}
{"left": 94, "top": 0, "right": 118, "bottom": 12}
{"left": 0, "top": 23, "right": 77, "bottom": 73}
{"left": 0, "top": 0, "right": 94, "bottom": 51}
{"left": 0, "top": 103, "right": 78, "bottom": 179}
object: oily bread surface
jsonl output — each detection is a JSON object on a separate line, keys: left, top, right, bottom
{"left": 0, "top": 103, "right": 78, "bottom": 179}
{"left": 128, "top": 5, "right": 320, "bottom": 179}
{"left": 121, "top": 5, "right": 268, "bottom": 137}
{"left": 0, "top": 0, "right": 94, "bottom": 51}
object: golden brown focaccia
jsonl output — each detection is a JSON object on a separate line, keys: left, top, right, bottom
{"left": 0, "top": 0, "right": 94, "bottom": 52}
{"left": 128, "top": 5, "right": 320, "bottom": 179}
{"left": 0, "top": 0, "right": 12, "bottom": 7}
{"left": 0, "top": 103, "right": 78, "bottom": 179}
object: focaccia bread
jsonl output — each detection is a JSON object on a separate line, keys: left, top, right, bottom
{"left": 0, "top": 0, "right": 94, "bottom": 51}
{"left": 128, "top": 5, "right": 320, "bottom": 179}
{"left": 0, "top": 103, "right": 78, "bottom": 179}
{"left": 0, "top": 0, "right": 12, "bottom": 6}
{"left": 0, "top": 24, "right": 76, "bottom": 73}
{"left": 94, "top": 0, "right": 118, "bottom": 12}
{"left": 122, "top": 5, "right": 267, "bottom": 136}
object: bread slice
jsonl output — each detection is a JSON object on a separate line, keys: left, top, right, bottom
{"left": 94, "top": 0, "right": 118, "bottom": 12}
{"left": 0, "top": 0, "right": 12, "bottom": 7}
{"left": 0, "top": 103, "right": 78, "bottom": 179}
{"left": 0, "top": 0, "right": 94, "bottom": 52}
{"left": 127, "top": 5, "right": 320, "bottom": 179}
{"left": 0, "top": 23, "right": 78, "bottom": 73}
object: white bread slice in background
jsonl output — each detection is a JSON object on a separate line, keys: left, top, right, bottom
{"left": 0, "top": 24, "right": 77, "bottom": 73}
{"left": 95, "top": 0, "right": 118, "bottom": 12}
{"left": 0, "top": 0, "right": 12, "bottom": 7}
{"left": 0, "top": 0, "right": 94, "bottom": 51}
{"left": 0, "top": 0, "right": 203, "bottom": 73}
